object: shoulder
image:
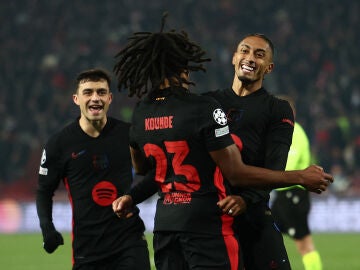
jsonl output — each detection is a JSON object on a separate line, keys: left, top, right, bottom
{"left": 44, "top": 120, "right": 77, "bottom": 152}
{"left": 269, "top": 94, "right": 293, "bottom": 115}
{"left": 108, "top": 117, "right": 130, "bottom": 129}
{"left": 268, "top": 92, "right": 291, "bottom": 108}
{"left": 52, "top": 120, "right": 77, "bottom": 141}
{"left": 202, "top": 88, "right": 230, "bottom": 100}
{"left": 191, "top": 91, "right": 224, "bottom": 106}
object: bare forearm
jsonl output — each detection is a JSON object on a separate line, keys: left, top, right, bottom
{"left": 210, "top": 144, "right": 332, "bottom": 192}
{"left": 229, "top": 164, "right": 301, "bottom": 188}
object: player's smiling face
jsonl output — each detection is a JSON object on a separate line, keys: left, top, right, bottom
{"left": 232, "top": 36, "right": 274, "bottom": 85}
{"left": 73, "top": 79, "right": 112, "bottom": 122}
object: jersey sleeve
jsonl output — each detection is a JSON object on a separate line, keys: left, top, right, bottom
{"left": 199, "top": 97, "right": 234, "bottom": 152}
{"left": 264, "top": 98, "right": 294, "bottom": 170}
{"left": 36, "top": 135, "right": 63, "bottom": 228}
{"left": 129, "top": 103, "right": 142, "bottom": 150}
{"left": 127, "top": 169, "right": 158, "bottom": 205}
{"left": 236, "top": 98, "right": 295, "bottom": 203}
{"left": 276, "top": 122, "right": 310, "bottom": 191}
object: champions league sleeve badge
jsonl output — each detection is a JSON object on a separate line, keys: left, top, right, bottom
{"left": 213, "top": 108, "right": 229, "bottom": 137}
{"left": 213, "top": 108, "right": 227, "bottom": 126}
{"left": 40, "top": 149, "right": 46, "bottom": 165}
{"left": 39, "top": 149, "right": 48, "bottom": 175}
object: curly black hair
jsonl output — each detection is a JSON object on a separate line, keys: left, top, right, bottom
{"left": 113, "top": 12, "right": 210, "bottom": 98}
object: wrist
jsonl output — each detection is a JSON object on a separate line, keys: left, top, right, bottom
{"left": 40, "top": 221, "right": 56, "bottom": 232}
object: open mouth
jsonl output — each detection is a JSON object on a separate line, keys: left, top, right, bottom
{"left": 241, "top": 64, "right": 255, "bottom": 72}
{"left": 88, "top": 105, "right": 104, "bottom": 114}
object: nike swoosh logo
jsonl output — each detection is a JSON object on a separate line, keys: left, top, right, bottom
{"left": 71, "top": 150, "right": 86, "bottom": 159}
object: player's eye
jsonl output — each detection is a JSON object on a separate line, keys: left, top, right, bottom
{"left": 83, "top": 90, "right": 92, "bottom": 95}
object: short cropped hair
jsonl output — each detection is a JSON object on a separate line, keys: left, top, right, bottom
{"left": 242, "top": 33, "right": 275, "bottom": 59}
{"left": 75, "top": 68, "right": 111, "bottom": 93}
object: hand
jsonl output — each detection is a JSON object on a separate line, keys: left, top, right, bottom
{"left": 217, "top": 195, "right": 247, "bottom": 216}
{"left": 112, "top": 195, "right": 134, "bottom": 218}
{"left": 300, "top": 165, "right": 334, "bottom": 194}
{"left": 42, "top": 229, "right": 64, "bottom": 254}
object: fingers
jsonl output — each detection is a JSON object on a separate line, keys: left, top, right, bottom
{"left": 324, "top": 172, "right": 334, "bottom": 183}
{"left": 43, "top": 231, "right": 64, "bottom": 253}
{"left": 315, "top": 165, "right": 333, "bottom": 183}
{"left": 112, "top": 195, "right": 130, "bottom": 212}
{"left": 115, "top": 209, "right": 133, "bottom": 219}
{"left": 313, "top": 180, "right": 330, "bottom": 194}
{"left": 112, "top": 195, "right": 134, "bottom": 219}
{"left": 315, "top": 165, "right": 334, "bottom": 190}
{"left": 217, "top": 199, "right": 235, "bottom": 215}
{"left": 112, "top": 199, "right": 122, "bottom": 212}
{"left": 217, "top": 195, "right": 246, "bottom": 216}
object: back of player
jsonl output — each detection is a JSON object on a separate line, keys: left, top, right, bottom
{"left": 113, "top": 16, "right": 332, "bottom": 270}
{"left": 130, "top": 87, "right": 241, "bottom": 269}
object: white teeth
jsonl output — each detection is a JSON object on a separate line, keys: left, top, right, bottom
{"left": 241, "top": 65, "right": 254, "bottom": 71}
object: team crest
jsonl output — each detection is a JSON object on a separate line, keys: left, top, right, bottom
{"left": 213, "top": 108, "right": 227, "bottom": 126}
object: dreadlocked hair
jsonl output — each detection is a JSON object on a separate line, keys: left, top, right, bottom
{"left": 113, "top": 12, "right": 211, "bottom": 98}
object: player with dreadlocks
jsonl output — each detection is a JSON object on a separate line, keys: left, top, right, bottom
{"left": 113, "top": 13, "right": 209, "bottom": 98}
{"left": 112, "top": 13, "right": 333, "bottom": 270}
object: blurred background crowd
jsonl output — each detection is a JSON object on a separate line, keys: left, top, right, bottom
{"left": 0, "top": 0, "right": 359, "bottom": 200}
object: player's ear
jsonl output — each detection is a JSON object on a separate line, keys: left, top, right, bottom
{"left": 73, "top": 94, "right": 79, "bottom": 105}
{"left": 232, "top": 53, "right": 237, "bottom": 66}
{"left": 265, "top": 63, "right": 274, "bottom": 74}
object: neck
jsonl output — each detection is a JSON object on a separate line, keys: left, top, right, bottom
{"left": 79, "top": 116, "right": 107, "bottom": 138}
{"left": 232, "top": 75, "right": 263, "bottom": 96}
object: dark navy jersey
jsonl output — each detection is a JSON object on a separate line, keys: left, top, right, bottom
{"left": 130, "top": 87, "right": 234, "bottom": 235}
{"left": 37, "top": 117, "right": 146, "bottom": 264}
{"left": 205, "top": 88, "right": 294, "bottom": 204}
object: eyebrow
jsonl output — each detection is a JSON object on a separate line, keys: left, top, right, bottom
{"left": 239, "top": 44, "right": 266, "bottom": 54}
{"left": 81, "top": 88, "right": 108, "bottom": 92}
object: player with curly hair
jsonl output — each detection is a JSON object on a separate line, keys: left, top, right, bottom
{"left": 112, "top": 13, "right": 332, "bottom": 270}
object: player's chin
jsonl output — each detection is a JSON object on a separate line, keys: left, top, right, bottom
{"left": 86, "top": 115, "right": 104, "bottom": 123}
{"left": 87, "top": 111, "right": 104, "bottom": 118}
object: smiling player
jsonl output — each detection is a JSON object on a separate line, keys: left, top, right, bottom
{"left": 36, "top": 68, "right": 150, "bottom": 270}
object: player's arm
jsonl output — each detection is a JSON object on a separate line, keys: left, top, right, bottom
{"left": 237, "top": 98, "right": 294, "bottom": 200}
{"left": 264, "top": 98, "right": 294, "bottom": 170}
{"left": 126, "top": 169, "right": 157, "bottom": 205}
{"left": 36, "top": 140, "right": 64, "bottom": 254}
{"left": 113, "top": 169, "right": 158, "bottom": 217}
{"left": 130, "top": 146, "right": 151, "bottom": 175}
{"left": 209, "top": 144, "right": 333, "bottom": 193}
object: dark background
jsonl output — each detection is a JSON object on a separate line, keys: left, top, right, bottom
{"left": 1, "top": 0, "right": 359, "bottom": 199}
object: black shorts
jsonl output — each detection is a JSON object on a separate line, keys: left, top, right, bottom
{"left": 73, "top": 234, "right": 150, "bottom": 270}
{"left": 271, "top": 188, "right": 311, "bottom": 239}
{"left": 235, "top": 202, "right": 291, "bottom": 270}
{"left": 153, "top": 231, "right": 243, "bottom": 270}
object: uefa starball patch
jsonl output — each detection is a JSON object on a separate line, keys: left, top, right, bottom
{"left": 39, "top": 149, "right": 48, "bottom": 175}
{"left": 41, "top": 149, "right": 46, "bottom": 165}
{"left": 213, "top": 108, "right": 227, "bottom": 126}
